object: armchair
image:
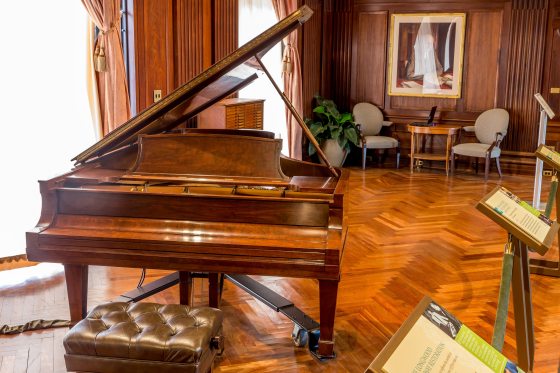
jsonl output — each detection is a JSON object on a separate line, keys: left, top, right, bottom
{"left": 450, "top": 108, "right": 509, "bottom": 181}
{"left": 352, "top": 102, "right": 400, "bottom": 169}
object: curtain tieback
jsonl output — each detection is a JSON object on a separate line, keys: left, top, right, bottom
{"left": 94, "top": 23, "right": 119, "bottom": 72}
{"left": 282, "top": 43, "right": 295, "bottom": 75}
{"left": 282, "top": 55, "right": 292, "bottom": 75}
{"left": 94, "top": 45, "right": 106, "bottom": 72}
{"left": 99, "top": 23, "right": 119, "bottom": 35}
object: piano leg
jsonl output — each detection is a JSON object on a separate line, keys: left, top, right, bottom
{"left": 209, "top": 273, "right": 220, "bottom": 308}
{"left": 64, "top": 264, "right": 88, "bottom": 324}
{"left": 179, "top": 271, "right": 193, "bottom": 306}
{"left": 318, "top": 279, "right": 338, "bottom": 358}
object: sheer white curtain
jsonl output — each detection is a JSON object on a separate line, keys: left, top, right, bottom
{"left": 0, "top": 2, "right": 95, "bottom": 259}
{"left": 238, "top": 0, "right": 288, "bottom": 155}
{"left": 413, "top": 22, "right": 440, "bottom": 88}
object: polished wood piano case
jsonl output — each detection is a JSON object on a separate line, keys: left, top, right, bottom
{"left": 26, "top": 6, "right": 347, "bottom": 359}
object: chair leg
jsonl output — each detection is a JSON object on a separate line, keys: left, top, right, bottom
{"left": 362, "top": 146, "right": 367, "bottom": 170}
{"left": 396, "top": 146, "right": 400, "bottom": 169}
{"left": 496, "top": 156, "right": 502, "bottom": 178}
{"left": 485, "top": 153, "right": 491, "bottom": 181}
{"left": 381, "top": 149, "right": 388, "bottom": 165}
{"left": 475, "top": 158, "right": 479, "bottom": 174}
{"left": 376, "top": 149, "right": 383, "bottom": 163}
{"left": 450, "top": 149, "right": 455, "bottom": 176}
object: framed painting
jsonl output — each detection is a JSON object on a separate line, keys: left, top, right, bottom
{"left": 388, "top": 13, "right": 466, "bottom": 98}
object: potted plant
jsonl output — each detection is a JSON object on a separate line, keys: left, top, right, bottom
{"left": 306, "top": 96, "right": 360, "bottom": 167}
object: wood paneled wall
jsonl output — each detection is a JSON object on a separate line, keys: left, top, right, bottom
{"left": 214, "top": 0, "right": 239, "bottom": 62}
{"left": 325, "top": 1, "right": 354, "bottom": 109}
{"left": 129, "top": 0, "right": 238, "bottom": 113}
{"left": 301, "top": 0, "right": 323, "bottom": 116}
{"left": 127, "top": 0, "right": 558, "bottom": 155}
{"left": 130, "top": 0, "right": 175, "bottom": 113}
{"left": 543, "top": 1, "right": 560, "bottom": 115}
{"left": 502, "top": 0, "right": 548, "bottom": 151}
{"left": 301, "top": 0, "right": 557, "bottom": 154}
{"left": 174, "top": 0, "right": 211, "bottom": 88}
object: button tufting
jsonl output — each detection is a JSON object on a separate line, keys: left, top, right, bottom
{"left": 65, "top": 301, "right": 223, "bottom": 369}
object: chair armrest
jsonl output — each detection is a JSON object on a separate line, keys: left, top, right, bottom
{"left": 462, "top": 126, "right": 476, "bottom": 133}
{"left": 487, "top": 132, "right": 506, "bottom": 154}
{"left": 382, "top": 120, "right": 393, "bottom": 127}
{"left": 487, "top": 140, "right": 498, "bottom": 155}
{"left": 355, "top": 124, "right": 366, "bottom": 146}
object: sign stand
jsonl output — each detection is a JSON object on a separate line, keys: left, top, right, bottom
{"left": 532, "top": 93, "right": 556, "bottom": 208}
{"left": 477, "top": 186, "right": 559, "bottom": 372}
{"left": 530, "top": 145, "right": 560, "bottom": 276}
{"left": 510, "top": 235, "right": 535, "bottom": 371}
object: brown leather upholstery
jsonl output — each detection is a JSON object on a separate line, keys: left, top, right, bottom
{"left": 63, "top": 302, "right": 223, "bottom": 373}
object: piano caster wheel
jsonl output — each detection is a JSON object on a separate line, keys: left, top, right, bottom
{"left": 291, "top": 324, "right": 308, "bottom": 347}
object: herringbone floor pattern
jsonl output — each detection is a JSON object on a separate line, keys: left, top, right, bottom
{"left": 1, "top": 168, "right": 559, "bottom": 372}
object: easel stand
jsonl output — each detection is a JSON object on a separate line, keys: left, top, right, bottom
{"left": 510, "top": 235, "right": 535, "bottom": 371}
{"left": 491, "top": 234, "right": 536, "bottom": 372}
{"left": 532, "top": 110, "right": 548, "bottom": 209}
{"left": 477, "top": 186, "right": 559, "bottom": 372}
{"left": 531, "top": 145, "right": 560, "bottom": 276}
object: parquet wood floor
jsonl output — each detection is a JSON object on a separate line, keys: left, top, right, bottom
{"left": 1, "top": 168, "right": 560, "bottom": 372}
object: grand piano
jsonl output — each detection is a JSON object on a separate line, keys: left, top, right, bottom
{"left": 26, "top": 5, "right": 348, "bottom": 359}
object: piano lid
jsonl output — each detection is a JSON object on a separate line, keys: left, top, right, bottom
{"left": 73, "top": 5, "right": 313, "bottom": 165}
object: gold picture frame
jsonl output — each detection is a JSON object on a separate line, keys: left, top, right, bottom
{"left": 388, "top": 13, "right": 466, "bottom": 98}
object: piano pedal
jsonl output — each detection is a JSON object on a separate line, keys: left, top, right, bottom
{"left": 225, "top": 274, "right": 337, "bottom": 359}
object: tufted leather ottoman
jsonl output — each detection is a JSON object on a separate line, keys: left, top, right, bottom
{"left": 63, "top": 302, "right": 224, "bottom": 373}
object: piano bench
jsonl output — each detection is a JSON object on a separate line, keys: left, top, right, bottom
{"left": 63, "top": 302, "right": 224, "bottom": 373}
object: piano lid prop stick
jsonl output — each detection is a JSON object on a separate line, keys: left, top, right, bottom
{"left": 254, "top": 55, "right": 339, "bottom": 178}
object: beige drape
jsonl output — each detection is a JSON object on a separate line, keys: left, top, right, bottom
{"left": 86, "top": 20, "right": 103, "bottom": 140}
{"left": 272, "top": 0, "right": 303, "bottom": 160}
{"left": 82, "top": 0, "right": 131, "bottom": 136}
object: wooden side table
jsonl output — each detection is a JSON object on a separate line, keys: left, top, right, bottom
{"left": 408, "top": 124, "right": 460, "bottom": 175}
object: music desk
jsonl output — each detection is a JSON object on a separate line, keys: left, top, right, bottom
{"left": 408, "top": 124, "right": 461, "bottom": 175}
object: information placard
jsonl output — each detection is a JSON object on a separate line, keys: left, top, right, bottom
{"left": 367, "top": 297, "right": 524, "bottom": 373}
{"left": 535, "top": 144, "right": 560, "bottom": 170}
{"left": 476, "top": 186, "right": 558, "bottom": 255}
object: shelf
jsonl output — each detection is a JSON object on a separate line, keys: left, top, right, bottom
{"left": 411, "top": 153, "right": 449, "bottom": 161}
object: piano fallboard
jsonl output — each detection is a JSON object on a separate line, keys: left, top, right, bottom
{"left": 28, "top": 211, "right": 344, "bottom": 280}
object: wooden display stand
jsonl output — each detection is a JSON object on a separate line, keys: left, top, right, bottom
{"left": 476, "top": 186, "right": 559, "bottom": 371}
{"left": 531, "top": 144, "right": 560, "bottom": 276}
{"left": 197, "top": 98, "right": 264, "bottom": 130}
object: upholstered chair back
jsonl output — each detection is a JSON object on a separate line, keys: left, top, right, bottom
{"left": 352, "top": 103, "right": 383, "bottom": 136}
{"left": 474, "top": 108, "right": 509, "bottom": 145}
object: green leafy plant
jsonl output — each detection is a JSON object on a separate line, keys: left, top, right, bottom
{"left": 305, "top": 96, "right": 360, "bottom": 156}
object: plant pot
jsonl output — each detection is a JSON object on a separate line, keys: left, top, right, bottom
{"left": 319, "top": 139, "right": 348, "bottom": 167}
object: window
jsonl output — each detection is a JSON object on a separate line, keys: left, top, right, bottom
{"left": 238, "top": 0, "right": 288, "bottom": 155}
{"left": 0, "top": 1, "right": 95, "bottom": 258}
